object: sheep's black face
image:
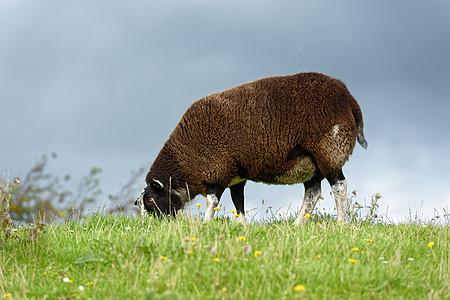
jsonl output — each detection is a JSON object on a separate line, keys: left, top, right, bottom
{"left": 134, "top": 179, "right": 178, "bottom": 216}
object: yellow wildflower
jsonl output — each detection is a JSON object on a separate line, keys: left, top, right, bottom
{"left": 187, "top": 250, "right": 193, "bottom": 255}
{"left": 316, "top": 255, "right": 321, "bottom": 259}
{"left": 366, "top": 239, "right": 372, "bottom": 242}
{"left": 86, "top": 282, "right": 94, "bottom": 285}
{"left": 222, "top": 287, "right": 227, "bottom": 292}
{"left": 428, "top": 242, "right": 435, "bottom": 248}
{"left": 254, "top": 250, "right": 262, "bottom": 257}
{"left": 352, "top": 248, "right": 359, "bottom": 252}
{"left": 230, "top": 210, "right": 236, "bottom": 213}
{"left": 239, "top": 236, "right": 246, "bottom": 241}
{"left": 294, "top": 285, "right": 306, "bottom": 292}
{"left": 191, "top": 237, "right": 196, "bottom": 241}
{"left": 304, "top": 214, "right": 311, "bottom": 219}
{"left": 234, "top": 214, "right": 239, "bottom": 217}
{"left": 160, "top": 256, "right": 167, "bottom": 260}
{"left": 196, "top": 203, "right": 202, "bottom": 207}
{"left": 348, "top": 258, "right": 357, "bottom": 263}
{"left": 213, "top": 207, "right": 220, "bottom": 210}
{"left": 4, "top": 293, "right": 12, "bottom": 297}
{"left": 214, "top": 258, "right": 220, "bottom": 262}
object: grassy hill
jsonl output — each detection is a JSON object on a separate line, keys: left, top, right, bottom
{"left": 1, "top": 212, "right": 448, "bottom": 299}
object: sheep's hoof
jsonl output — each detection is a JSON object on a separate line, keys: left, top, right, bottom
{"left": 237, "top": 214, "right": 247, "bottom": 227}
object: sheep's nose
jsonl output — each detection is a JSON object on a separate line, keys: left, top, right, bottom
{"left": 134, "top": 189, "right": 145, "bottom": 206}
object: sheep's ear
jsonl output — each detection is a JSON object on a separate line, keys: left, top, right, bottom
{"left": 150, "top": 178, "right": 164, "bottom": 191}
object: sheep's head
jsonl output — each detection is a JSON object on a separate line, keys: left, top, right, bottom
{"left": 134, "top": 179, "right": 179, "bottom": 216}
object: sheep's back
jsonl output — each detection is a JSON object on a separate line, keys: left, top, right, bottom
{"left": 168, "top": 72, "right": 357, "bottom": 186}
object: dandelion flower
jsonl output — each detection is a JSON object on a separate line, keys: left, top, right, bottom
{"left": 234, "top": 214, "right": 239, "bottom": 217}
{"left": 352, "top": 248, "right": 359, "bottom": 252}
{"left": 79, "top": 286, "right": 85, "bottom": 291}
{"left": 196, "top": 203, "right": 202, "bottom": 207}
{"left": 86, "top": 282, "right": 94, "bottom": 285}
{"left": 294, "top": 285, "right": 306, "bottom": 292}
{"left": 338, "top": 219, "right": 343, "bottom": 223}
{"left": 213, "top": 207, "right": 220, "bottom": 210}
{"left": 214, "top": 258, "right": 220, "bottom": 262}
{"left": 316, "top": 255, "right": 321, "bottom": 259}
{"left": 222, "top": 287, "right": 227, "bottom": 292}
{"left": 304, "top": 214, "right": 311, "bottom": 219}
{"left": 254, "top": 250, "right": 262, "bottom": 257}
{"left": 191, "top": 237, "right": 196, "bottom": 241}
{"left": 428, "top": 242, "right": 435, "bottom": 248}
{"left": 230, "top": 210, "right": 237, "bottom": 213}
{"left": 239, "top": 236, "right": 246, "bottom": 241}
{"left": 44, "top": 272, "right": 47, "bottom": 275}
{"left": 366, "top": 239, "right": 372, "bottom": 242}
{"left": 4, "top": 293, "right": 12, "bottom": 297}
{"left": 160, "top": 256, "right": 167, "bottom": 260}
{"left": 187, "top": 250, "right": 193, "bottom": 255}
{"left": 348, "top": 259, "right": 357, "bottom": 263}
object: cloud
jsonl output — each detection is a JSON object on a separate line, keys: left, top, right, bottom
{"left": 1, "top": 0, "right": 449, "bottom": 221}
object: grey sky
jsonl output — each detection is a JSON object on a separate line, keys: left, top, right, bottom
{"left": 1, "top": 0, "right": 449, "bottom": 221}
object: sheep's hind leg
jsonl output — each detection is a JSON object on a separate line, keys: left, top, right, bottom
{"left": 293, "top": 177, "right": 322, "bottom": 226}
{"left": 230, "top": 180, "right": 247, "bottom": 226}
{"left": 327, "top": 171, "right": 349, "bottom": 224}
{"left": 204, "top": 185, "right": 225, "bottom": 222}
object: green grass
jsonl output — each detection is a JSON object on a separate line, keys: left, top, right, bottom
{"left": 1, "top": 213, "right": 449, "bottom": 299}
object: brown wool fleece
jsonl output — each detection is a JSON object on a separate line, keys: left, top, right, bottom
{"left": 146, "top": 72, "right": 366, "bottom": 197}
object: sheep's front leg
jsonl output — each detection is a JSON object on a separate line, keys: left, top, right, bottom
{"left": 204, "top": 185, "right": 225, "bottom": 222}
{"left": 327, "top": 171, "right": 349, "bottom": 224}
{"left": 293, "top": 179, "right": 322, "bottom": 226}
{"left": 229, "top": 180, "right": 247, "bottom": 226}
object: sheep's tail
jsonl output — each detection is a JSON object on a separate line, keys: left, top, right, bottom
{"left": 349, "top": 95, "right": 368, "bottom": 149}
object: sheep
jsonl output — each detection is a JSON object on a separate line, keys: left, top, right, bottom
{"left": 135, "top": 72, "right": 367, "bottom": 225}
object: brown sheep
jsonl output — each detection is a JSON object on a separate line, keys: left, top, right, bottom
{"left": 135, "top": 72, "right": 367, "bottom": 225}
